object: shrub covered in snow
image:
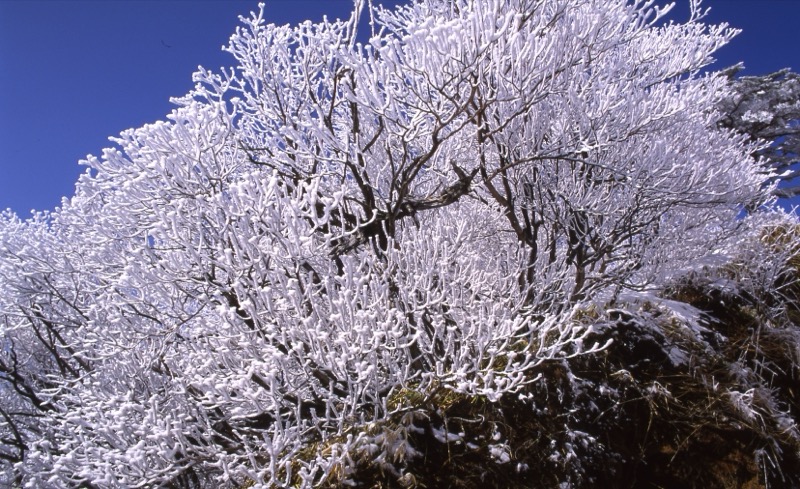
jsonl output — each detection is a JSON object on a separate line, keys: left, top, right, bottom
{"left": 1, "top": 0, "right": 798, "bottom": 487}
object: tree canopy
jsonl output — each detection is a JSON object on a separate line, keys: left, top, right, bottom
{"left": 1, "top": 1, "right": 799, "bottom": 487}
{"left": 719, "top": 66, "right": 800, "bottom": 198}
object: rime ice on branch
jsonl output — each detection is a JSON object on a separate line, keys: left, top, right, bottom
{"left": 0, "top": 0, "right": 793, "bottom": 487}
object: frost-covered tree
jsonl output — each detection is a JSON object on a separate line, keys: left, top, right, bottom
{"left": 0, "top": 0, "right": 794, "bottom": 487}
{"left": 719, "top": 66, "right": 800, "bottom": 198}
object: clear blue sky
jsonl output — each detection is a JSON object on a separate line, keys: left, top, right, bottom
{"left": 1, "top": 0, "right": 798, "bottom": 215}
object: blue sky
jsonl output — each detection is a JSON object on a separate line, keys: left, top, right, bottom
{"left": 1, "top": 0, "right": 798, "bottom": 215}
